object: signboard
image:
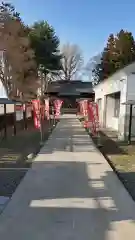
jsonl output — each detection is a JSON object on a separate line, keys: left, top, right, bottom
{"left": 87, "top": 102, "right": 99, "bottom": 135}
{"left": 15, "top": 104, "right": 23, "bottom": 111}
{"left": 78, "top": 100, "right": 99, "bottom": 135}
{"left": 78, "top": 100, "right": 88, "bottom": 127}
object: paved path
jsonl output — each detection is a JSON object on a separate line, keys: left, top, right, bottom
{"left": 0, "top": 114, "right": 135, "bottom": 239}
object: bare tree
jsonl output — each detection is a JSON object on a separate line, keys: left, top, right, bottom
{"left": 80, "top": 54, "right": 102, "bottom": 81}
{"left": 0, "top": 2, "right": 38, "bottom": 101}
{"left": 58, "top": 43, "right": 83, "bottom": 81}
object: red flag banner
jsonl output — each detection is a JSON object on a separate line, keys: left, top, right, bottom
{"left": 79, "top": 100, "right": 88, "bottom": 116}
{"left": 83, "top": 100, "right": 88, "bottom": 127}
{"left": 84, "top": 100, "right": 88, "bottom": 117}
{"left": 44, "top": 98, "right": 50, "bottom": 120}
{"left": 82, "top": 100, "right": 86, "bottom": 117}
{"left": 87, "top": 102, "right": 99, "bottom": 135}
{"left": 32, "top": 99, "right": 41, "bottom": 129}
{"left": 78, "top": 100, "right": 88, "bottom": 127}
{"left": 79, "top": 101, "right": 83, "bottom": 116}
{"left": 95, "top": 103, "right": 99, "bottom": 130}
{"left": 81, "top": 100, "right": 84, "bottom": 115}
{"left": 78, "top": 100, "right": 99, "bottom": 135}
{"left": 54, "top": 99, "right": 63, "bottom": 119}
{"left": 15, "top": 104, "right": 23, "bottom": 111}
{"left": 88, "top": 102, "right": 96, "bottom": 134}
{"left": 79, "top": 100, "right": 84, "bottom": 116}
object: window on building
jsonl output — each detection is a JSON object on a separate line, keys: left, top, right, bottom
{"left": 114, "top": 92, "right": 120, "bottom": 118}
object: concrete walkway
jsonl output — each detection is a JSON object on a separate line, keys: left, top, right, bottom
{"left": 0, "top": 114, "right": 135, "bottom": 239}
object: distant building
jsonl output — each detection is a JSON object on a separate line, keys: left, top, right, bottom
{"left": 47, "top": 80, "right": 94, "bottom": 108}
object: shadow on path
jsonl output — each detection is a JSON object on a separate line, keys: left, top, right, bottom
{"left": 0, "top": 115, "right": 135, "bottom": 239}
{"left": 0, "top": 160, "right": 134, "bottom": 239}
{"left": 39, "top": 117, "right": 97, "bottom": 154}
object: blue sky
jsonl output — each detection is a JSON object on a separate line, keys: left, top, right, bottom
{"left": 9, "top": 0, "right": 135, "bottom": 64}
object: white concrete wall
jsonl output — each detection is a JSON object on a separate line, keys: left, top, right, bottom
{"left": 94, "top": 68, "right": 128, "bottom": 139}
{"left": 127, "top": 74, "right": 135, "bottom": 101}
{"left": 125, "top": 74, "right": 135, "bottom": 136}
{"left": 94, "top": 62, "right": 135, "bottom": 139}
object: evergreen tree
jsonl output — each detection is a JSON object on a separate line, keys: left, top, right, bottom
{"left": 28, "top": 21, "right": 61, "bottom": 75}
{"left": 92, "top": 30, "right": 135, "bottom": 85}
